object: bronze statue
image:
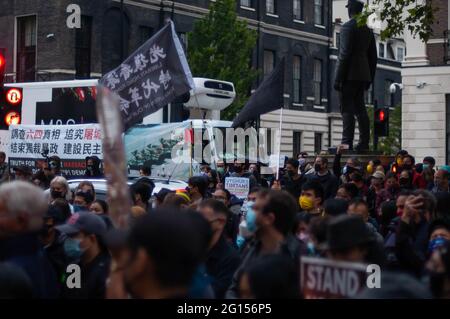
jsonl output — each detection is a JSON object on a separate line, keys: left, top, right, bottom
{"left": 334, "top": 0, "right": 377, "bottom": 153}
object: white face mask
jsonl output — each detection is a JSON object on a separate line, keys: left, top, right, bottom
{"left": 239, "top": 219, "right": 253, "bottom": 239}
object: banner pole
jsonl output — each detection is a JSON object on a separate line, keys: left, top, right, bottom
{"left": 276, "top": 107, "right": 283, "bottom": 180}
{"left": 189, "top": 121, "right": 193, "bottom": 178}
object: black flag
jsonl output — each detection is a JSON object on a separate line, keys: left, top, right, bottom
{"left": 99, "top": 21, "right": 194, "bottom": 130}
{"left": 232, "top": 57, "right": 285, "bottom": 128}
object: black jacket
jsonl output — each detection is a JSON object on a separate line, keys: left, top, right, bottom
{"left": 205, "top": 235, "right": 241, "bottom": 299}
{"left": 395, "top": 219, "right": 429, "bottom": 278}
{"left": 306, "top": 171, "right": 339, "bottom": 200}
{"left": 334, "top": 18, "right": 377, "bottom": 85}
{"left": 225, "top": 235, "right": 306, "bottom": 299}
{"left": 0, "top": 233, "right": 59, "bottom": 298}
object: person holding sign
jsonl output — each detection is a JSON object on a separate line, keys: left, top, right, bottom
{"left": 226, "top": 190, "right": 306, "bottom": 298}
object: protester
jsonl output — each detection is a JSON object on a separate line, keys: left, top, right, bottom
{"left": 333, "top": 145, "right": 361, "bottom": 182}
{"left": 121, "top": 208, "right": 208, "bottom": 299}
{"left": 350, "top": 171, "right": 368, "bottom": 199}
{"left": 57, "top": 212, "right": 110, "bottom": 299}
{"left": 402, "top": 154, "right": 426, "bottom": 189}
{"left": 0, "top": 262, "right": 33, "bottom": 299}
{"left": 306, "top": 156, "right": 338, "bottom": 200}
{"left": 40, "top": 200, "right": 73, "bottom": 284}
{"left": 323, "top": 198, "right": 349, "bottom": 218}
{"left": 84, "top": 156, "right": 103, "bottom": 178}
{"left": 432, "top": 169, "right": 450, "bottom": 193}
{"left": 230, "top": 160, "right": 257, "bottom": 189}
{"left": 49, "top": 176, "right": 71, "bottom": 203}
{"left": 48, "top": 156, "right": 63, "bottom": 177}
{"left": 197, "top": 199, "right": 240, "bottom": 299}
{"left": 136, "top": 166, "right": 155, "bottom": 196}
{"left": 0, "top": 181, "right": 59, "bottom": 298}
{"left": 32, "top": 170, "right": 51, "bottom": 189}
{"left": 0, "top": 152, "right": 9, "bottom": 184}
{"left": 347, "top": 198, "right": 383, "bottom": 244}
{"left": 90, "top": 199, "right": 113, "bottom": 230}
{"left": 366, "top": 171, "right": 385, "bottom": 217}
{"left": 211, "top": 188, "right": 241, "bottom": 245}
{"left": 163, "top": 192, "right": 190, "bottom": 209}
{"left": 325, "top": 215, "right": 385, "bottom": 265}
{"left": 153, "top": 188, "right": 173, "bottom": 209}
{"left": 226, "top": 190, "right": 305, "bottom": 298}
{"left": 395, "top": 190, "right": 436, "bottom": 277}
{"left": 73, "top": 190, "right": 95, "bottom": 213}
{"left": 299, "top": 180, "right": 325, "bottom": 216}
{"left": 75, "top": 181, "right": 96, "bottom": 197}
{"left": 130, "top": 182, "right": 152, "bottom": 213}
{"left": 13, "top": 165, "right": 32, "bottom": 182}
{"left": 426, "top": 240, "right": 450, "bottom": 298}
{"left": 335, "top": 182, "right": 359, "bottom": 202}
{"left": 281, "top": 158, "right": 304, "bottom": 200}
{"left": 399, "top": 169, "right": 415, "bottom": 191}
{"left": 187, "top": 176, "right": 208, "bottom": 209}
{"left": 238, "top": 254, "right": 299, "bottom": 299}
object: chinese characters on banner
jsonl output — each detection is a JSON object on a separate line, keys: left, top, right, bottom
{"left": 8, "top": 124, "right": 102, "bottom": 178}
{"left": 99, "top": 21, "right": 194, "bottom": 131}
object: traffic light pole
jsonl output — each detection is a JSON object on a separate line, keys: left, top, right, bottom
{"left": 373, "top": 99, "right": 378, "bottom": 152}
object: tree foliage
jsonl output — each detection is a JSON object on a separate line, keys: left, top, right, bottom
{"left": 187, "top": 0, "right": 258, "bottom": 120}
{"left": 357, "top": 0, "right": 436, "bottom": 42}
{"left": 367, "top": 105, "right": 402, "bottom": 155}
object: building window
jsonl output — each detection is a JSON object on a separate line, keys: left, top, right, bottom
{"left": 16, "top": 15, "right": 37, "bottom": 82}
{"left": 314, "top": 132, "right": 322, "bottom": 154}
{"left": 293, "top": 131, "right": 302, "bottom": 157}
{"left": 397, "top": 47, "right": 405, "bottom": 61}
{"left": 75, "top": 16, "right": 92, "bottom": 79}
{"left": 378, "top": 43, "right": 385, "bottom": 58}
{"left": 384, "top": 80, "right": 393, "bottom": 107}
{"left": 266, "top": 0, "right": 276, "bottom": 15}
{"left": 241, "top": 0, "right": 252, "bottom": 7}
{"left": 264, "top": 50, "right": 275, "bottom": 77}
{"left": 293, "top": 55, "right": 302, "bottom": 103}
{"left": 314, "top": 0, "right": 324, "bottom": 25}
{"left": 293, "top": 0, "right": 302, "bottom": 20}
{"left": 313, "top": 59, "right": 322, "bottom": 105}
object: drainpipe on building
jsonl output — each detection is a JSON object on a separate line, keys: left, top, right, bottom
{"left": 327, "top": 0, "right": 333, "bottom": 148}
{"left": 255, "top": 0, "right": 261, "bottom": 132}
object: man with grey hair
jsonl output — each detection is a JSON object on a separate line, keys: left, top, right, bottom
{"left": 0, "top": 181, "right": 59, "bottom": 298}
{"left": 49, "top": 176, "right": 71, "bottom": 203}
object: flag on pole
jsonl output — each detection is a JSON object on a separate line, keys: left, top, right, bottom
{"left": 99, "top": 20, "right": 194, "bottom": 131}
{"left": 231, "top": 57, "right": 285, "bottom": 128}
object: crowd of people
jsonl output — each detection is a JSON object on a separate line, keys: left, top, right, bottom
{"left": 1, "top": 145, "right": 450, "bottom": 299}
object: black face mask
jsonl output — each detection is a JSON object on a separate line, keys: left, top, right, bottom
{"left": 314, "top": 164, "right": 322, "bottom": 173}
{"left": 429, "top": 271, "right": 446, "bottom": 298}
{"left": 51, "top": 190, "right": 64, "bottom": 199}
{"left": 287, "top": 170, "right": 295, "bottom": 177}
{"left": 234, "top": 166, "right": 243, "bottom": 173}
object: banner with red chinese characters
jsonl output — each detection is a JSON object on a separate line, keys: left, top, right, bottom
{"left": 8, "top": 124, "right": 102, "bottom": 178}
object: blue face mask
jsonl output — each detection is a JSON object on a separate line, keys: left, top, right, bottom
{"left": 63, "top": 237, "right": 83, "bottom": 260}
{"left": 73, "top": 205, "right": 85, "bottom": 213}
{"left": 245, "top": 201, "right": 258, "bottom": 233}
{"left": 428, "top": 237, "right": 449, "bottom": 254}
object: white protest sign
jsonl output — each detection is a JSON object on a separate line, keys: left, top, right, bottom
{"left": 300, "top": 257, "right": 369, "bottom": 299}
{"left": 8, "top": 124, "right": 102, "bottom": 177}
{"left": 225, "top": 177, "right": 250, "bottom": 199}
{"left": 261, "top": 154, "right": 286, "bottom": 175}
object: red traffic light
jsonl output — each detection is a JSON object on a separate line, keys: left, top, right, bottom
{"left": 4, "top": 111, "right": 21, "bottom": 126}
{"left": 6, "top": 88, "right": 22, "bottom": 105}
{"left": 379, "top": 110, "right": 385, "bottom": 121}
{"left": 0, "top": 54, "right": 4, "bottom": 68}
